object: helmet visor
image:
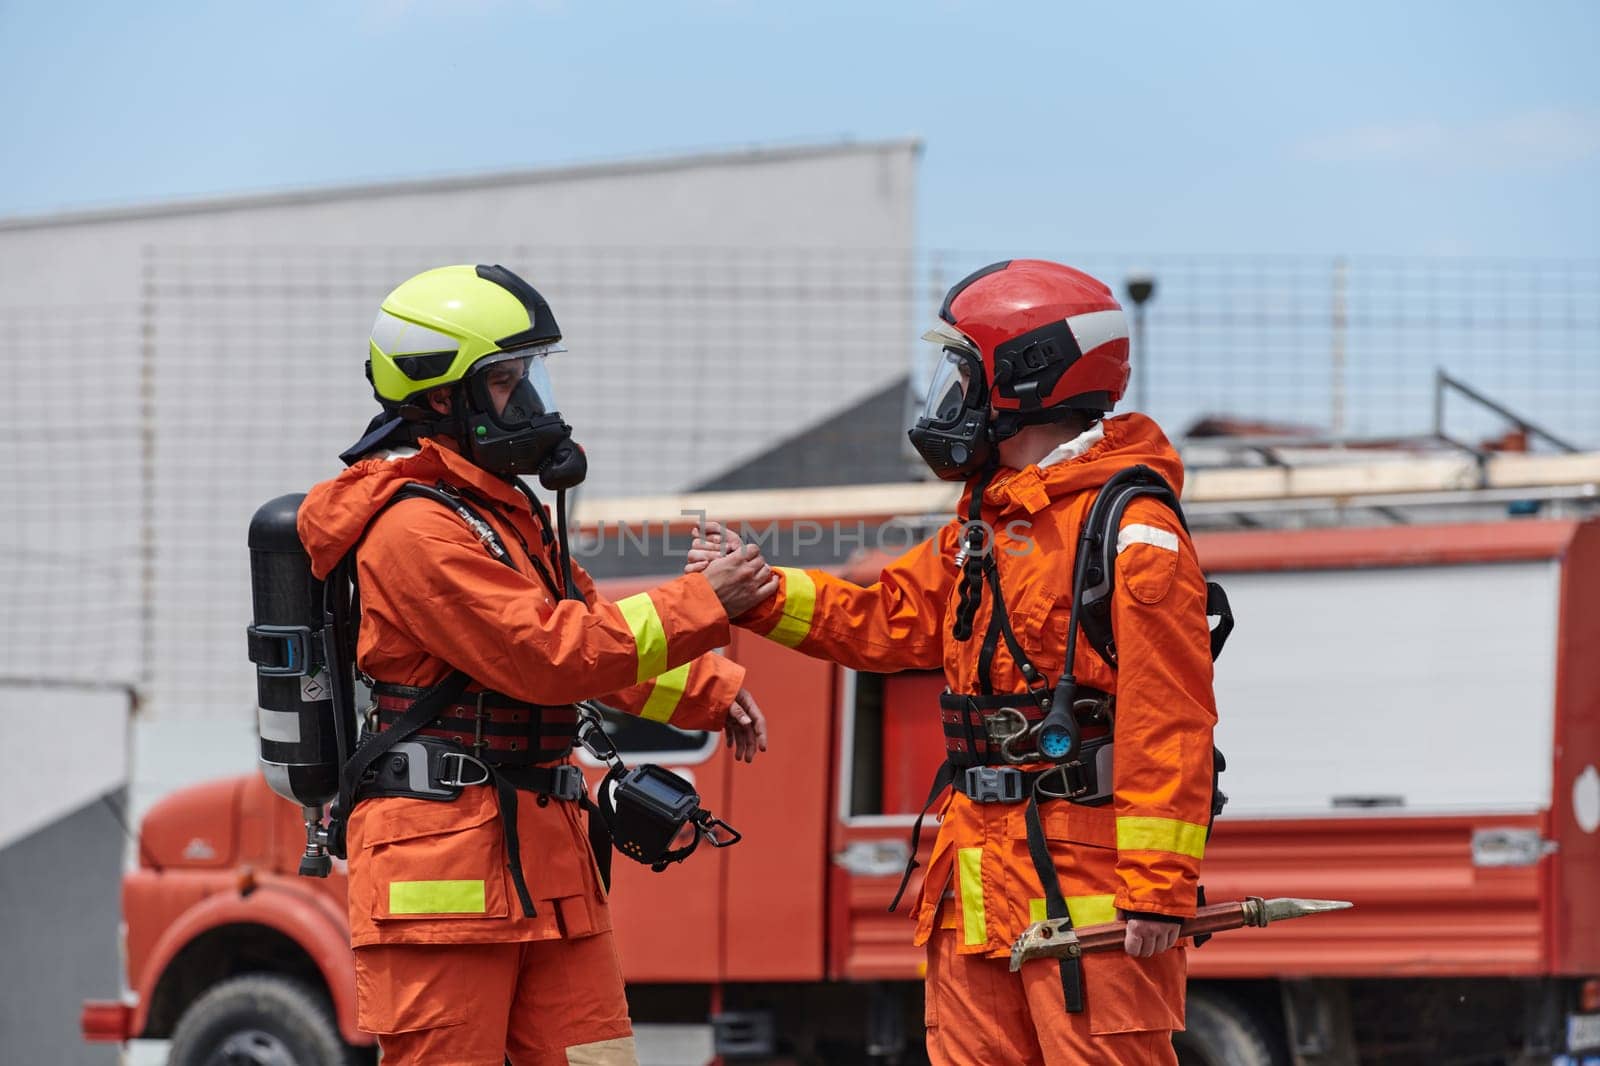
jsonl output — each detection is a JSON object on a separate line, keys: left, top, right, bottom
{"left": 469, "top": 345, "right": 563, "bottom": 429}
{"left": 920, "top": 347, "right": 978, "bottom": 428}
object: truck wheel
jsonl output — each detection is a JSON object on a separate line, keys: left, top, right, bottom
{"left": 168, "top": 974, "right": 354, "bottom": 1066}
{"left": 1171, "top": 987, "right": 1286, "bottom": 1066}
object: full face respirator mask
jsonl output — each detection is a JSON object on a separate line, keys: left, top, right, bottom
{"left": 460, "top": 349, "right": 588, "bottom": 490}
{"left": 907, "top": 338, "right": 994, "bottom": 481}
{"left": 907, "top": 322, "right": 1103, "bottom": 483}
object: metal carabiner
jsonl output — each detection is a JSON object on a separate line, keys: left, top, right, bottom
{"left": 575, "top": 703, "right": 622, "bottom": 765}
{"left": 698, "top": 814, "right": 743, "bottom": 848}
{"left": 1078, "top": 696, "right": 1113, "bottom": 728}
{"left": 987, "top": 707, "right": 1036, "bottom": 765}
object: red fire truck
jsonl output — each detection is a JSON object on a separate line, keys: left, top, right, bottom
{"left": 84, "top": 502, "right": 1600, "bottom": 1064}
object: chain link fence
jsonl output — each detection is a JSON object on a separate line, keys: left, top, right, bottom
{"left": 2, "top": 248, "right": 1596, "bottom": 713}
{"left": 923, "top": 252, "right": 1600, "bottom": 449}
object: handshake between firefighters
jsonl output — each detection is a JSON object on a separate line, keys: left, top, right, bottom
{"left": 248, "top": 259, "right": 1347, "bottom": 1066}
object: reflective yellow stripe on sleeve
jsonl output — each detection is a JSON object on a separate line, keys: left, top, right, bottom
{"left": 638, "top": 662, "right": 691, "bottom": 724}
{"left": 1116, "top": 816, "right": 1209, "bottom": 860}
{"left": 616, "top": 592, "right": 669, "bottom": 684}
{"left": 1028, "top": 894, "right": 1118, "bottom": 927}
{"left": 958, "top": 846, "right": 986, "bottom": 947}
{"left": 389, "top": 879, "right": 486, "bottom": 915}
{"left": 765, "top": 567, "right": 816, "bottom": 649}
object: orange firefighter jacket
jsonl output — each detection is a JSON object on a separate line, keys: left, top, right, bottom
{"left": 737, "top": 414, "right": 1217, "bottom": 969}
{"left": 299, "top": 437, "right": 744, "bottom": 948}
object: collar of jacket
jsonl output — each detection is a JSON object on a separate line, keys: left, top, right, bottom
{"left": 974, "top": 413, "right": 1188, "bottom": 518}
{"left": 1036, "top": 421, "right": 1106, "bottom": 469}
{"left": 398, "top": 436, "right": 530, "bottom": 513}
{"left": 297, "top": 435, "right": 537, "bottom": 581}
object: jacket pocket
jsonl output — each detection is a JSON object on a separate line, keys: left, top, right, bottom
{"left": 1010, "top": 579, "right": 1089, "bottom": 684}
{"left": 361, "top": 789, "right": 511, "bottom": 922}
{"left": 1117, "top": 530, "right": 1181, "bottom": 605}
{"left": 1029, "top": 803, "right": 1187, "bottom": 1035}
{"left": 1079, "top": 942, "right": 1187, "bottom": 1035}
{"left": 353, "top": 944, "right": 471, "bottom": 1034}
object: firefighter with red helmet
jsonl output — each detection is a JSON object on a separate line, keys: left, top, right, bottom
{"left": 690, "top": 260, "right": 1218, "bottom": 1063}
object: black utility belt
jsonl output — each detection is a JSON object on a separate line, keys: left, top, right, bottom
{"left": 937, "top": 688, "right": 1112, "bottom": 712}
{"left": 941, "top": 687, "right": 1112, "bottom": 768}
{"left": 354, "top": 733, "right": 584, "bottom": 805}
{"left": 952, "top": 735, "right": 1115, "bottom": 807}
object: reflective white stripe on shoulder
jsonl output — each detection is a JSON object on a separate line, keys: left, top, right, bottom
{"left": 1117, "top": 523, "right": 1180, "bottom": 555}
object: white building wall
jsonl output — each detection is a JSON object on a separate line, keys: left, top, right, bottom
{"left": 0, "top": 141, "right": 917, "bottom": 290}
{"left": 0, "top": 141, "right": 920, "bottom": 831}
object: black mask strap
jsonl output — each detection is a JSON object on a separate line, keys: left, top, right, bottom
{"left": 555, "top": 488, "right": 578, "bottom": 602}
{"left": 515, "top": 479, "right": 579, "bottom": 602}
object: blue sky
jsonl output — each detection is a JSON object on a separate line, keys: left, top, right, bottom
{"left": 1, "top": 0, "right": 1595, "bottom": 257}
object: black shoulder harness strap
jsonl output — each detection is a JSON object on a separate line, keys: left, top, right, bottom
{"left": 328, "top": 482, "right": 516, "bottom": 843}
{"left": 1073, "top": 465, "right": 1233, "bottom": 667}
{"left": 1021, "top": 464, "right": 1235, "bottom": 1009}
{"left": 325, "top": 481, "right": 576, "bottom": 917}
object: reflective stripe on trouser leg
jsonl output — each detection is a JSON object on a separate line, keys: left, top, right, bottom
{"left": 564, "top": 1035, "right": 639, "bottom": 1065}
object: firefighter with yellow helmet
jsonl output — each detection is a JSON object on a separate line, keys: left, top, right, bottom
{"left": 294, "top": 264, "right": 775, "bottom": 1064}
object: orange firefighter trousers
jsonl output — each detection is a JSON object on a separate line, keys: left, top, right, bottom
{"left": 354, "top": 931, "right": 637, "bottom": 1066}
{"left": 925, "top": 927, "right": 1179, "bottom": 1066}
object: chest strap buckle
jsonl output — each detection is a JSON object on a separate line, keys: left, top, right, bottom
{"left": 963, "top": 765, "right": 1027, "bottom": 804}
{"left": 546, "top": 764, "right": 585, "bottom": 803}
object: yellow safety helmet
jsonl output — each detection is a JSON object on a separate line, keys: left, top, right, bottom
{"left": 368, "top": 263, "right": 563, "bottom": 405}
{"left": 344, "top": 265, "right": 585, "bottom": 489}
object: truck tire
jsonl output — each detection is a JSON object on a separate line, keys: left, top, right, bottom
{"left": 1171, "top": 987, "right": 1286, "bottom": 1066}
{"left": 168, "top": 974, "right": 354, "bottom": 1066}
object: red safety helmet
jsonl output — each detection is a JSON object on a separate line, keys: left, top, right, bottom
{"left": 909, "top": 259, "right": 1130, "bottom": 480}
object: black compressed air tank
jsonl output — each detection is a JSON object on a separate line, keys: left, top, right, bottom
{"left": 247, "top": 493, "right": 340, "bottom": 808}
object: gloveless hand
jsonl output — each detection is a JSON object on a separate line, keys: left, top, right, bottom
{"left": 1120, "top": 912, "right": 1182, "bottom": 957}
{"left": 699, "top": 541, "right": 778, "bottom": 619}
{"left": 684, "top": 521, "right": 745, "bottom": 574}
{"left": 724, "top": 688, "right": 768, "bottom": 763}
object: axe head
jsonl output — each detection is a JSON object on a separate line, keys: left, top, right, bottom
{"left": 1009, "top": 918, "right": 1081, "bottom": 972}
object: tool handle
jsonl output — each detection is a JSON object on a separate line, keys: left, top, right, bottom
{"left": 1070, "top": 901, "right": 1259, "bottom": 953}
